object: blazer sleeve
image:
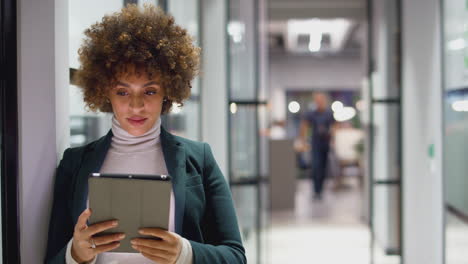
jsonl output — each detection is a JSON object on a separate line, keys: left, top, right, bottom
{"left": 189, "top": 143, "right": 246, "bottom": 264}
{"left": 44, "top": 148, "right": 76, "bottom": 264}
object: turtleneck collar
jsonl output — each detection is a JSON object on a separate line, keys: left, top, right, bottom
{"left": 110, "top": 115, "right": 161, "bottom": 153}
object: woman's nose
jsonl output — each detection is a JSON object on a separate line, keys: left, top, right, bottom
{"left": 129, "top": 96, "right": 144, "bottom": 109}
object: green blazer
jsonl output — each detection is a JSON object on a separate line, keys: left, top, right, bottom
{"left": 45, "top": 127, "right": 246, "bottom": 264}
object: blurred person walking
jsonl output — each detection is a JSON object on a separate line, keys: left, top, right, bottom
{"left": 297, "top": 93, "right": 336, "bottom": 200}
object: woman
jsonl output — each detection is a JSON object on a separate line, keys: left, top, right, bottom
{"left": 45, "top": 4, "right": 245, "bottom": 264}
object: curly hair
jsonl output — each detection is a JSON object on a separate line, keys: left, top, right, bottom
{"left": 74, "top": 4, "right": 200, "bottom": 114}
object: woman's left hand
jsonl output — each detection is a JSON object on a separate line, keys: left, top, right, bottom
{"left": 131, "top": 228, "right": 182, "bottom": 264}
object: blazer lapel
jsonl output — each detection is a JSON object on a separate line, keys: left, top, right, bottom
{"left": 71, "top": 130, "right": 113, "bottom": 225}
{"left": 160, "top": 127, "right": 186, "bottom": 235}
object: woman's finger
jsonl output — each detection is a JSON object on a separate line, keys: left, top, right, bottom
{"left": 85, "top": 220, "right": 118, "bottom": 237}
{"left": 131, "top": 238, "right": 172, "bottom": 251}
{"left": 139, "top": 228, "right": 174, "bottom": 242}
{"left": 133, "top": 244, "right": 170, "bottom": 259}
{"left": 140, "top": 249, "right": 171, "bottom": 264}
{"left": 93, "top": 233, "right": 125, "bottom": 246}
{"left": 93, "top": 241, "right": 121, "bottom": 254}
{"left": 74, "top": 208, "right": 92, "bottom": 233}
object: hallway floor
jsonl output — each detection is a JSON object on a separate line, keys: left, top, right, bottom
{"left": 268, "top": 177, "right": 399, "bottom": 264}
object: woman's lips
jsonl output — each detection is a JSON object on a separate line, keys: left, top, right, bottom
{"left": 127, "top": 118, "right": 147, "bottom": 126}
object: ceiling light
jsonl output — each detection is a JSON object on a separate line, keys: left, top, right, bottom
{"left": 452, "top": 100, "right": 468, "bottom": 112}
{"left": 331, "top": 101, "right": 344, "bottom": 112}
{"left": 288, "top": 101, "right": 301, "bottom": 113}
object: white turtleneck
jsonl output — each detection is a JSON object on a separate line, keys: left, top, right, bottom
{"left": 65, "top": 115, "right": 193, "bottom": 264}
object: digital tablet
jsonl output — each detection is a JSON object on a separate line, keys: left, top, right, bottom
{"left": 88, "top": 173, "right": 172, "bottom": 253}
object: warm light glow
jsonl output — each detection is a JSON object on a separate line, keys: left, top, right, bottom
{"left": 452, "top": 100, "right": 468, "bottom": 112}
{"left": 288, "top": 101, "right": 301, "bottom": 113}
{"left": 333, "top": 107, "right": 356, "bottom": 122}
{"left": 331, "top": 101, "right": 344, "bottom": 112}
{"left": 230, "top": 103, "right": 238, "bottom": 114}
{"left": 287, "top": 18, "right": 352, "bottom": 53}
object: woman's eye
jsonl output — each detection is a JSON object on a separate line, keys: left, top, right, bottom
{"left": 116, "top": 91, "right": 128, "bottom": 96}
{"left": 145, "top": 91, "right": 157, "bottom": 95}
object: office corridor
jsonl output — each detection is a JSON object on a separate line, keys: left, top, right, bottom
{"left": 270, "top": 178, "right": 399, "bottom": 264}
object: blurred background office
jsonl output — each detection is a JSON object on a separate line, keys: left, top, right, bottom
{"left": 2, "top": 0, "right": 468, "bottom": 263}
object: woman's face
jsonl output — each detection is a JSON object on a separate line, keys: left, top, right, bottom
{"left": 108, "top": 71, "right": 165, "bottom": 136}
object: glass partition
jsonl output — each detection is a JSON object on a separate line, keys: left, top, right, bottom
{"left": 442, "top": 0, "right": 468, "bottom": 262}
{"left": 228, "top": 0, "right": 257, "bottom": 101}
{"left": 230, "top": 105, "right": 258, "bottom": 181}
{"left": 231, "top": 185, "right": 259, "bottom": 263}
{"left": 228, "top": 0, "right": 269, "bottom": 263}
{"left": 165, "top": 0, "right": 201, "bottom": 140}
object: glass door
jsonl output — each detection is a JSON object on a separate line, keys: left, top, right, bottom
{"left": 227, "top": 0, "right": 269, "bottom": 263}
{"left": 441, "top": 0, "right": 468, "bottom": 263}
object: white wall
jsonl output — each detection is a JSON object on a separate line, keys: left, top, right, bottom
{"left": 402, "top": 0, "right": 444, "bottom": 263}
{"left": 17, "top": 0, "right": 66, "bottom": 262}
{"left": 269, "top": 54, "right": 363, "bottom": 121}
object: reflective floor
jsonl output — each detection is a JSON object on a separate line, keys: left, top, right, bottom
{"left": 269, "top": 177, "right": 399, "bottom": 264}
{"left": 446, "top": 212, "right": 468, "bottom": 264}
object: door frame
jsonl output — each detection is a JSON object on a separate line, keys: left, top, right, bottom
{"left": 0, "top": 0, "right": 21, "bottom": 262}
{"left": 367, "top": 0, "right": 403, "bottom": 263}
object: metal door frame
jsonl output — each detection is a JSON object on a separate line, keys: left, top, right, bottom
{"left": 367, "top": 0, "right": 403, "bottom": 263}
{"left": 0, "top": 0, "right": 21, "bottom": 262}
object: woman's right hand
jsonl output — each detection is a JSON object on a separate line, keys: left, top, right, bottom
{"left": 71, "top": 208, "right": 125, "bottom": 263}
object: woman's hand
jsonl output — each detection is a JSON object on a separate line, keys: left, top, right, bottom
{"left": 71, "top": 208, "right": 125, "bottom": 263}
{"left": 131, "top": 228, "right": 182, "bottom": 264}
